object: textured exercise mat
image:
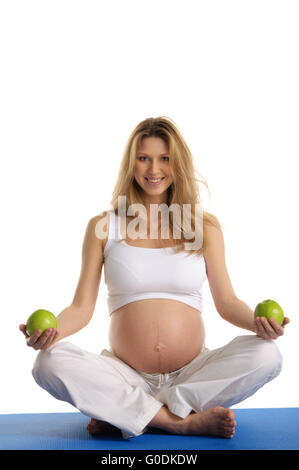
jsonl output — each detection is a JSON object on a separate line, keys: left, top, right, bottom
{"left": 0, "top": 408, "right": 298, "bottom": 450}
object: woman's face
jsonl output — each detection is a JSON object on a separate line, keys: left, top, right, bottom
{"left": 134, "top": 136, "right": 173, "bottom": 205}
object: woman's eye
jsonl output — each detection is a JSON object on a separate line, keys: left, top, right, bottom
{"left": 138, "top": 156, "right": 169, "bottom": 161}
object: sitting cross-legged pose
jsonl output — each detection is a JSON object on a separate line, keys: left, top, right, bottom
{"left": 20, "top": 117, "right": 290, "bottom": 440}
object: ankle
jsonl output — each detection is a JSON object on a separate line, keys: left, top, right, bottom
{"left": 148, "top": 405, "right": 187, "bottom": 435}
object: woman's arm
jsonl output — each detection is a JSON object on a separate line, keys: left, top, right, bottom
{"left": 217, "top": 297, "right": 256, "bottom": 333}
{"left": 54, "top": 303, "right": 94, "bottom": 344}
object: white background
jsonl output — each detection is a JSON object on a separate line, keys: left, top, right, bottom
{"left": 1, "top": 0, "right": 298, "bottom": 415}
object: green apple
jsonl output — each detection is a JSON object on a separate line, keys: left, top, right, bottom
{"left": 254, "top": 299, "right": 284, "bottom": 326}
{"left": 26, "top": 309, "right": 57, "bottom": 336}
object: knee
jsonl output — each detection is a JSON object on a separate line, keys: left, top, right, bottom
{"left": 31, "top": 342, "right": 68, "bottom": 386}
{"left": 248, "top": 335, "right": 283, "bottom": 379}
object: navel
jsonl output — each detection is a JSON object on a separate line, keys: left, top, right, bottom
{"left": 154, "top": 342, "right": 166, "bottom": 352}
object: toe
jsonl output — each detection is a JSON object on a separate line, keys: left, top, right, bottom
{"left": 224, "top": 410, "right": 236, "bottom": 425}
{"left": 87, "top": 418, "right": 97, "bottom": 426}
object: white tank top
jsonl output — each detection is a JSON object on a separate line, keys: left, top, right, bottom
{"left": 103, "top": 210, "right": 207, "bottom": 315}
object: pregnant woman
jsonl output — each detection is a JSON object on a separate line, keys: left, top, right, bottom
{"left": 19, "top": 116, "right": 289, "bottom": 440}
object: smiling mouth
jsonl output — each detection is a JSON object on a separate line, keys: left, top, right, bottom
{"left": 144, "top": 177, "right": 165, "bottom": 186}
{"left": 144, "top": 177, "right": 165, "bottom": 181}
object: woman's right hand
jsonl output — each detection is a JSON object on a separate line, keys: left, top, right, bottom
{"left": 19, "top": 324, "right": 59, "bottom": 350}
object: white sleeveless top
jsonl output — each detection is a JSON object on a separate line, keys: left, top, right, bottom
{"left": 103, "top": 210, "right": 207, "bottom": 315}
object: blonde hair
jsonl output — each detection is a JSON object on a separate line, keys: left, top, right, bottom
{"left": 106, "top": 116, "right": 222, "bottom": 257}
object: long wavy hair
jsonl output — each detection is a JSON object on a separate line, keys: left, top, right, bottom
{"left": 103, "top": 116, "right": 221, "bottom": 258}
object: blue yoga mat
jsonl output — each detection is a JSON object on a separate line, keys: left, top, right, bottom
{"left": 0, "top": 408, "right": 298, "bottom": 450}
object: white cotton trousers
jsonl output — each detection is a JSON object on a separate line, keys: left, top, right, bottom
{"left": 31, "top": 334, "right": 282, "bottom": 440}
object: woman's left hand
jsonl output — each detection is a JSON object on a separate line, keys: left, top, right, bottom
{"left": 254, "top": 316, "right": 290, "bottom": 340}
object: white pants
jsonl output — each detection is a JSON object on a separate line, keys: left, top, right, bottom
{"left": 32, "top": 334, "right": 282, "bottom": 440}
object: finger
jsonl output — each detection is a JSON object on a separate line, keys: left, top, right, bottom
{"left": 254, "top": 317, "right": 260, "bottom": 336}
{"left": 42, "top": 329, "right": 57, "bottom": 349}
{"left": 26, "top": 329, "right": 43, "bottom": 347}
{"left": 260, "top": 317, "right": 278, "bottom": 339}
{"left": 254, "top": 317, "right": 262, "bottom": 336}
{"left": 282, "top": 317, "right": 291, "bottom": 326}
{"left": 19, "top": 324, "right": 30, "bottom": 338}
{"left": 255, "top": 318, "right": 268, "bottom": 339}
{"left": 37, "top": 328, "right": 59, "bottom": 350}
{"left": 52, "top": 329, "right": 59, "bottom": 344}
{"left": 32, "top": 329, "right": 53, "bottom": 350}
{"left": 255, "top": 317, "right": 272, "bottom": 340}
{"left": 269, "top": 318, "right": 284, "bottom": 336}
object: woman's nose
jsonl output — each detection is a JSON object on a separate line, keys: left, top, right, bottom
{"left": 149, "top": 160, "right": 160, "bottom": 173}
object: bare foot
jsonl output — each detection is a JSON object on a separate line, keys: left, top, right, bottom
{"left": 86, "top": 418, "right": 120, "bottom": 436}
{"left": 183, "top": 406, "right": 237, "bottom": 438}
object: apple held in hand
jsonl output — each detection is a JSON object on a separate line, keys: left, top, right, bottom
{"left": 26, "top": 309, "right": 57, "bottom": 336}
{"left": 254, "top": 299, "right": 284, "bottom": 326}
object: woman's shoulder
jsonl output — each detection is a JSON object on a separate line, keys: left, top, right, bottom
{"left": 203, "top": 211, "right": 222, "bottom": 230}
{"left": 202, "top": 211, "right": 223, "bottom": 250}
{"left": 93, "top": 209, "right": 110, "bottom": 220}
{"left": 89, "top": 210, "right": 110, "bottom": 249}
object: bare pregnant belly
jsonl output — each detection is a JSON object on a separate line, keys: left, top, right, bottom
{"left": 108, "top": 299, "right": 206, "bottom": 373}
